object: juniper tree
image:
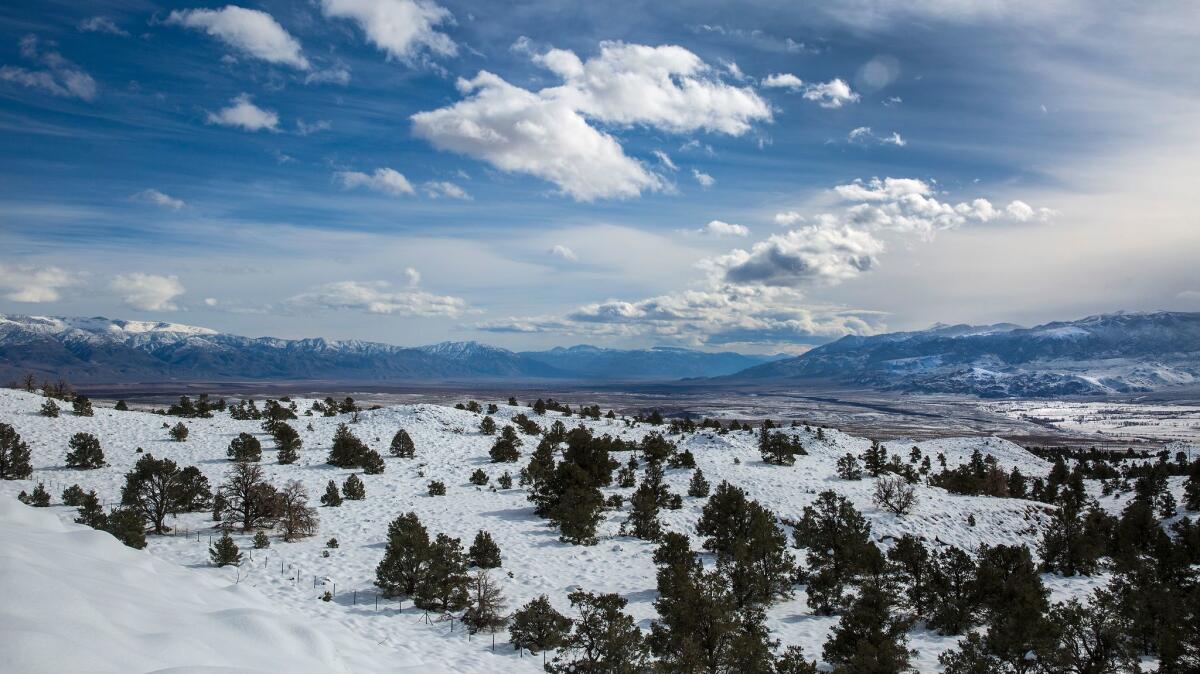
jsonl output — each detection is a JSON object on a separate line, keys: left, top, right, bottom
{"left": 415, "top": 533, "right": 470, "bottom": 612}
{"left": 497, "top": 471, "right": 513, "bottom": 489}
{"left": 320, "top": 480, "right": 342, "bottom": 506}
{"left": 548, "top": 463, "right": 604, "bottom": 545}
{"left": 510, "top": 595, "right": 572, "bottom": 655}
{"left": 862, "top": 440, "right": 887, "bottom": 477}
{"left": 927, "top": 546, "right": 978, "bottom": 635}
{"left": 105, "top": 507, "right": 146, "bottom": 549}
{"left": 1183, "top": 460, "right": 1200, "bottom": 511}
{"left": 210, "top": 532, "right": 242, "bottom": 566}
{"left": 212, "top": 491, "right": 226, "bottom": 522}
{"left": 479, "top": 416, "right": 497, "bottom": 435}
{"left": 687, "top": 468, "right": 710, "bottom": 497}
{"left": 822, "top": 580, "right": 914, "bottom": 673}
{"left": 39, "top": 399, "right": 60, "bottom": 417}
{"left": 428, "top": 480, "right": 446, "bottom": 496}
{"left": 624, "top": 474, "right": 663, "bottom": 541}
{"left": 836, "top": 453, "right": 863, "bottom": 480}
{"left": 24, "top": 482, "right": 51, "bottom": 506}
{"left": 120, "top": 453, "right": 187, "bottom": 534}
{"left": 469, "top": 529, "right": 503, "bottom": 568}
{"left": 887, "top": 534, "right": 934, "bottom": 618}
{"left": 549, "top": 591, "right": 649, "bottom": 673}
{"left": 227, "top": 432, "right": 262, "bottom": 462}
{"left": 469, "top": 468, "right": 489, "bottom": 486}
{"left": 522, "top": 437, "right": 558, "bottom": 515}
{"left": 220, "top": 461, "right": 278, "bottom": 531}
{"left": 489, "top": 429, "right": 522, "bottom": 462}
{"left": 169, "top": 422, "right": 189, "bottom": 442}
{"left": 74, "top": 490, "right": 107, "bottom": 529}
{"left": 360, "top": 448, "right": 385, "bottom": 474}
{"left": 66, "top": 432, "right": 105, "bottom": 469}
{"left": 760, "top": 429, "right": 805, "bottom": 466}
{"left": 1039, "top": 501, "right": 1104, "bottom": 576}
{"left": 342, "top": 473, "right": 366, "bottom": 500}
{"left": 272, "top": 423, "right": 301, "bottom": 464}
{"left": 1038, "top": 593, "right": 1140, "bottom": 674}
{"left": 72, "top": 395, "right": 93, "bottom": 417}
{"left": 253, "top": 531, "right": 270, "bottom": 548}
{"left": 61, "top": 483, "right": 86, "bottom": 506}
{"left": 792, "top": 490, "right": 875, "bottom": 614}
{"left": 971, "top": 544, "right": 1052, "bottom": 673}
{"left": 327, "top": 423, "right": 367, "bottom": 467}
{"left": 376, "top": 512, "right": 430, "bottom": 597}
{"left": 0, "top": 422, "right": 32, "bottom": 479}
{"left": 277, "top": 480, "right": 318, "bottom": 541}
{"left": 696, "top": 481, "right": 794, "bottom": 608}
{"left": 462, "top": 569, "right": 507, "bottom": 634}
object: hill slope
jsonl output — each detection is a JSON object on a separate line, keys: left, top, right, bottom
{"left": 728, "top": 311, "right": 1200, "bottom": 397}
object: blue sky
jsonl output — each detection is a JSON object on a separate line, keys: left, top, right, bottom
{"left": 0, "top": 0, "right": 1197, "bottom": 352}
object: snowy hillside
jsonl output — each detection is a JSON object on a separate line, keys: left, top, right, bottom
{"left": 0, "top": 386, "right": 1140, "bottom": 672}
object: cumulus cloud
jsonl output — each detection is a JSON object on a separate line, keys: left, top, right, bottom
{"left": 549, "top": 244, "right": 578, "bottom": 261}
{"left": 286, "top": 280, "right": 466, "bottom": 316}
{"left": 1004, "top": 199, "right": 1057, "bottom": 222}
{"left": 0, "top": 264, "right": 77, "bottom": 303}
{"left": 412, "top": 72, "right": 663, "bottom": 201}
{"left": 411, "top": 41, "right": 771, "bottom": 201}
{"left": 422, "top": 180, "right": 471, "bottom": 200}
{"left": 692, "top": 169, "right": 716, "bottom": 187}
{"left": 77, "top": 17, "right": 128, "bottom": 36}
{"left": 203, "top": 297, "right": 219, "bottom": 306}
{"left": 698, "top": 220, "right": 749, "bottom": 237}
{"left": 319, "top": 0, "right": 456, "bottom": 61}
{"left": 848, "top": 126, "right": 906, "bottom": 147}
{"left": 708, "top": 226, "right": 884, "bottom": 287}
{"left": 0, "top": 35, "right": 97, "bottom": 101}
{"left": 761, "top": 72, "right": 804, "bottom": 90}
{"left": 111, "top": 273, "right": 185, "bottom": 311}
{"left": 404, "top": 267, "right": 421, "bottom": 287}
{"left": 205, "top": 93, "right": 278, "bottom": 131}
{"left": 167, "top": 6, "right": 309, "bottom": 69}
{"left": 802, "top": 78, "right": 859, "bottom": 108}
{"left": 132, "top": 189, "right": 185, "bottom": 210}
{"left": 335, "top": 167, "right": 416, "bottom": 196}
{"left": 774, "top": 211, "right": 805, "bottom": 227}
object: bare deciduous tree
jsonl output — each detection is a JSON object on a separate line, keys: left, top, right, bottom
{"left": 873, "top": 475, "right": 918, "bottom": 516}
{"left": 277, "top": 480, "right": 319, "bottom": 541}
{"left": 462, "top": 569, "right": 507, "bottom": 634}
{"left": 220, "top": 461, "right": 278, "bottom": 532}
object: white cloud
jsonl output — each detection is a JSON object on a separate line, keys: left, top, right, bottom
{"left": 132, "top": 189, "right": 185, "bottom": 210}
{"left": 549, "top": 244, "right": 578, "bottom": 261}
{"left": 411, "top": 41, "right": 772, "bottom": 201}
{"left": 412, "top": 71, "right": 663, "bottom": 201}
{"left": 653, "top": 150, "right": 678, "bottom": 171}
{"left": 761, "top": 73, "right": 804, "bottom": 90}
{"left": 304, "top": 67, "right": 351, "bottom": 86}
{"left": 692, "top": 169, "right": 716, "bottom": 187}
{"left": 0, "top": 264, "right": 77, "bottom": 303}
{"left": 203, "top": 297, "right": 219, "bottom": 306}
{"left": 319, "top": 0, "right": 456, "bottom": 61}
{"left": 1005, "top": 199, "right": 1056, "bottom": 221}
{"left": 296, "top": 119, "right": 332, "bottom": 135}
{"left": 774, "top": 211, "right": 805, "bottom": 226}
{"left": 111, "top": 273, "right": 185, "bottom": 311}
{"left": 404, "top": 267, "right": 421, "bottom": 287}
{"left": 286, "top": 280, "right": 466, "bottom": 316}
{"left": 335, "top": 167, "right": 415, "bottom": 196}
{"left": 708, "top": 226, "right": 885, "bottom": 287}
{"left": 699, "top": 220, "right": 749, "bottom": 237}
{"left": 77, "top": 17, "right": 128, "bottom": 36}
{"left": 848, "top": 126, "right": 906, "bottom": 147}
{"left": 205, "top": 93, "right": 279, "bottom": 131}
{"left": 802, "top": 78, "right": 859, "bottom": 108}
{"left": 0, "top": 35, "right": 97, "bottom": 101}
{"left": 166, "top": 6, "right": 309, "bottom": 69}
{"left": 422, "top": 180, "right": 471, "bottom": 200}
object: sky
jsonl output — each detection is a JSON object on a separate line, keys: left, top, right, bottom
{"left": 0, "top": 0, "right": 1197, "bottom": 353}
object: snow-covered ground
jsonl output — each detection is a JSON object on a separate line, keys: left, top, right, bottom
{"left": 989, "top": 400, "right": 1200, "bottom": 448}
{"left": 0, "top": 388, "right": 1124, "bottom": 672}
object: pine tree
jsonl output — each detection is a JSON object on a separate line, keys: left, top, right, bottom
{"left": 104, "top": 507, "right": 146, "bottom": 549}
{"left": 549, "top": 591, "right": 649, "bottom": 672}
{"left": 169, "top": 422, "right": 189, "bottom": 442}
{"left": 836, "top": 453, "right": 863, "bottom": 480}
{"left": 624, "top": 475, "right": 663, "bottom": 540}
{"left": 822, "top": 580, "right": 914, "bottom": 673}
{"left": 389, "top": 429, "right": 416, "bottom": 457}
{"left": 25, "top": 482, "right": 51, "bottom": 506}
{"left": 510, "top": 595, "right": 572, "bottom": 655}
{"left": 415, "top": 533, "right": 470, "bottom": 612}
{"left": 66, "top": 432, "right": 105, "bottom": 469}
{"left": 75, "top": 490, "right": 107, "bottom": 529}
{"left": 1039, "top": 501, "right": 1104, "bottom": 576}
{"left": 792, "top": 490, "right": 876, "bottom": 614}
{"left": 428, "top": 480, "right": 446, "bottom": 496}
{"left": 62, "top": 483, "right": 86, "bottom": 506}
{"left": 1039, "top": 593, "right": 1139, "bottom": 674}
{"left": 210, "top": 532, "right": 242, "bottom": 566}
{"left": 462, "top": 569, "right": 507, "bottom": 634}
{"left": 776, "top": 646, "right": 820, "bottom": 674}
{"left": 1183, "top": 459, "right": 1200, "bottom": 511}
{"left": 697, "top": 481, "right": 794, "bottom": 608}
{"left": 469, "top": 529, "right": 503, "bottom": 568}
{"left": 227, "top": 432, "right": 262, "bottom": 462}
{"left": 973, "top": 544, "right": 1052, "bottom": 672}
{"left": 687, "top": 468, "right": 710, "bottom": 497}
{"left": 360, "top": 448, "right": 385, "bottom": 474}
{"left": 479, "top": 416, "right": 497, "bottom": 435}
{"left": 328, "top": 423, "right": 367, "bottom": 467}
{"left": 72, "top": 395, "right": 93, "bottom": 417}
{"left": 927, "top": 546, "right": 978, "bottom": 635}
{"left": 321, "top": 479, "right": 343, "bottom": 506}
{"left": 342, "top": 473, "right": 366, "bottom": 500}
{"left": 0, "top": 422, "right": 33, "bottom": 479}
{"left": 253, "top": 530, "right": 270, "bottom": 548}
{"left": 489, "top": 431, "right": 522, "bottom": 462}
{"left": 887, "top": 534, "right": 934, "bottom": 618}
{"left": 549, "top": 463, "right": 604, "bottom": 545}
{"left": 273, "top": 423, "right": 302, "bottom": 464}
{"left": 39, "top": 399, "right": 60, "bottom": 417}
{"left": 120, "top": 453, "right": 186, "bottom": 534}
{"left": 469, "top": 468, "right": 489, "bottom": 485}
{"left": 862, "top": 440, "right": 887, "bottom": 477}
{"left": 376, "top": 512, "right": 430, "bottom": 597}
{"left": 114, "top": 400, "right": 129, "bottom": 411}
{"left": 497, "top": 471, "right": 513, "bottom": 489}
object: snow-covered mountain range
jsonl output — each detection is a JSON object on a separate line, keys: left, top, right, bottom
{"left": 0, "top": 315, "right": 778, "bottom": 383}
{"left": 727, "top": 311, "right": 1200, "bottom": 397}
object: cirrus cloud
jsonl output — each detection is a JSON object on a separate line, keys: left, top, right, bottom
{"left": 286, "top": 280, "right": 467, "bottom": 317}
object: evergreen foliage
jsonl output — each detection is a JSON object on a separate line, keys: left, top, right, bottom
{"left": 342, "top": 473, "right": 366, "bottom": 500}
{"left": 469, "top": 529, "right": 503, "bottom": 568}
{"left": 227, "top": 432, "right": 262, "bottom": 462}
{"left": 321, "top": 479, "right": 342, "bottom": 506}
{"left": 0, "top": 422, "right": 32, "bottom": 479}
{"left": 66, "top": 432, "right": 105, "bottom": 469}
{"left": 209, "top": 532, "right": 242, "bottom": 567}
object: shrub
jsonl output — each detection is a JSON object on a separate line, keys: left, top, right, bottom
{"left": 873, "top": 475, "right": 918, "bottom": 516}
{"left": 342, "top": 473, "right": 366, "bottom": 500}
{"left": 66, "top": 432, "right": 105, "bottom": 469}
{"left": 253, "top": 531, "right": 270, "bottom": 549}
{"left": 470, "top": 469, "right": 489, "bottom": 486}
{"left": 169, "top": 422, "right": 189, "bottom": 442}
{"left": 428, "top": 480, "right": 446, "bottom": 496}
